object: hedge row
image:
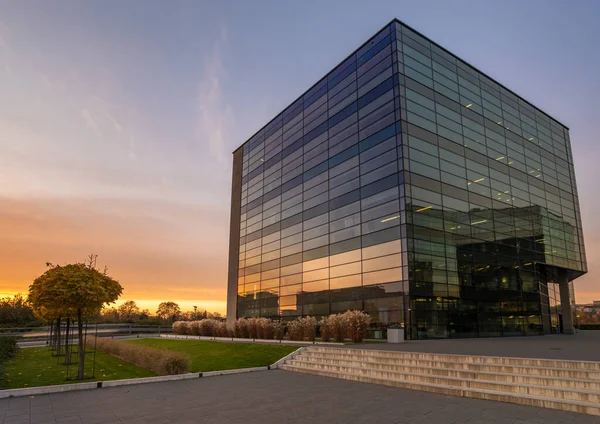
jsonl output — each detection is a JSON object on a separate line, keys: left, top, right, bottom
{"left": 172, "top": 311, "right": 372, "bottom": 343}
{"left": 578, "top": 324, "right": 600, "bottom": 330}
{"left": 173, "top": 319, "right": 229, "bottom": 337}
{"left": 0, "top": 336, "right": 18, "bottom": 389}
{"left": 87, "top": 336, "right": 189, "bottom": 375}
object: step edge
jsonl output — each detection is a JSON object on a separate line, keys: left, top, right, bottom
{"left": 304, "top": 347, "right": 600, "bottom": 366}
{"left": 283, "top": 361, "right": 600, "bottom": 396}
{"left": 291, "top": 356, "right": 600, "bottom": 382}
{"left": 302, "top": 349, "right": 600, "bottom": 370}
{"left": 279, "top": 364, "right": 600, "bottom": 410}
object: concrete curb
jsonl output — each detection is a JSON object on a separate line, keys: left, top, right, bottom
{"left": 0, "top": 366, "right": 273, "bottom": 399}
{"left": 270, "top": 347, "right": 305, "bottom": 369}
{"left": 160, "top": 333, "right": 342, "bottom": 346}
{"left": 101, "top": 373, "right": 201, "bottom": 388}
{"left": 203, "top": 366, "right": 268, "bottom": 377}
{"left": 0, "top": 382, "right": 99, "bottom": 399}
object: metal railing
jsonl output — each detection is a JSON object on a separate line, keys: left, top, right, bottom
{"left": 0, "top": 324, "right": 173, "bottom": 340}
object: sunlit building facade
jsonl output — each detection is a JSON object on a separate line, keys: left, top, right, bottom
{"left": 227, "top": 19, "right": 587, "bottom": 339}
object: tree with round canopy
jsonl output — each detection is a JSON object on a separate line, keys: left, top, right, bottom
{"left": 28, "top": 256, "right": 123, "bottom": 379}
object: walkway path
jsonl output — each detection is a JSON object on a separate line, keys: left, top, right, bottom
{"left": 2, "top": 369, "right": 599, "bottom": 423}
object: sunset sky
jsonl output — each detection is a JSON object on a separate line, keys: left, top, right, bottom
{"left": 1, "top": 0, "right": 599, "bottom": 314}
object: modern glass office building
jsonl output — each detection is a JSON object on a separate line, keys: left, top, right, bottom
{"left": 227, "top": 19, "right": 587, "bottom": 339}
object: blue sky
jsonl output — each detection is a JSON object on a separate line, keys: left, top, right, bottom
{"left": 0, "top": 0, "right": 599, "bottom": 311}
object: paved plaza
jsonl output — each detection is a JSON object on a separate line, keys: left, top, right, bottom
{"left": 2, "top": 369, "right": 600, "bottom": 424}
{"left": 356, "top": 331, "right": 600, "bottom": 361}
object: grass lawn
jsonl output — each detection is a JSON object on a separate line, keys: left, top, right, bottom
{"left": 2, "top": 346, "right": 156, "bottom": 389}
{"left": 127, "top": 339, "right": 297, "bottom": 372}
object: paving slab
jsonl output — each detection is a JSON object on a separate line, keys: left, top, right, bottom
{"left": 356, "top": 331, "right": 600, "bottom": 362}
{"left": 1, "top": 369, "right": 600, "bottom": 424}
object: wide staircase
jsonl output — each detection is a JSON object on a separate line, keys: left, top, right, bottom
{"left": 279, "top": 346, "right": 600, "bottom": 416}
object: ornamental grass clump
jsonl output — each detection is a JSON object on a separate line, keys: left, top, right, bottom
{"left": 88, "top": 336, "right": 190, "bottom": 375}
{"left": 172, "top": 321, "right": 190, "bottom": 335}
{"left": 319, "top": 317, "right": 331, "bottom": 342}
{"left": 287, "top": 319, "right": 304, "bottom": 341}
{"left": 234, "top": 318, "right": 249, "bottom": 338}
{"left": 246, "top": 317, "right": 259, "bottom": 339}
{"left": 257, "top": 318, "right": 274, "bottom": 339}
{"left": 301, "top": 316, "right": 317, "bottom": 341}
{"left": 215, "top": 321, "right": 229, "bottom": 337}
{"left": 344, "top": 310, "right": 371, "bottom": 343}
{"left": 189, "top": 321, "right": 201, "bottom": 336}
{"left": 199, "top": 319, "right": 219, "bottom": 336}
{"left": 273, "top": 321, "right": 285, "bottom": 340}
{"left": 329, "top": 313, "right": 347, "bottom": 343}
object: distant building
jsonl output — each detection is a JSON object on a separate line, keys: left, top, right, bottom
{"left": 227, "top": 19, "right": 587, "bottom": 339}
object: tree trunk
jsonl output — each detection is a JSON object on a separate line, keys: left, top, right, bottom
{"left": 77, "top": 309, "right": 85, "bottom": 380}
{"left": 56, "top": 316, "right": 62, "bottom": 355}
{"left": 48, "top": 320, "right": 53, "bottom": 347}
{"left": 63, "top": 318, "right": 70, "bottom": 364}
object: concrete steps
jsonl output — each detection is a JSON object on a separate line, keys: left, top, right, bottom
{"left": 279, "top": 346, "right": 600, "bottom": 416}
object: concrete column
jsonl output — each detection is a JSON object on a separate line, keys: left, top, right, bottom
{"left": 226, "top": 148, "right": 244, "bottom": 330}
{"left": 557, "top": 268, "right": 574, "bottom": 335}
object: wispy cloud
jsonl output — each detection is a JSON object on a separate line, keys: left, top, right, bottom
{"left": 195, "top": 26, "right": 233, "bottom": 164}
{"left": 80, "top": 108, "right": 102, "bottom": 137}
{"left": 104, "top": 111, "right": 123, "bottom": 133}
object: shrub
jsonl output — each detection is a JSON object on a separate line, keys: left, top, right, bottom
{"left": 319, "top": 317, "right": 331, "bottom": 342}
{"left": 234, "top": 318, "right": 249, "bottom": 338}
{"left": 0, "top": 336, "right": 18, "bottom": 362}
{"left": 302, "top": 316, "right": 317, "bottom": 341}
{"left": 0, "top": 336, "right": 18, "bottom": 390}
{"left": 579, "top": 324, "right": 600, "bottom": 330}
{"left": 329, "top": 314, "right": 347, "bottom": 343}
{"left": 172, "top": 321, "right": 190, "bottom": 335}
{"left": 87, "top": 336, "right": 190, "bottom": 375}
{"left": 273, "top": 321, "right": 285, "bottom": 340}
{"left": 287, "top": 319, "right": 304, "bottom": 341}
{"left": 344, "top": 310, "right": 371, "bottom": 343}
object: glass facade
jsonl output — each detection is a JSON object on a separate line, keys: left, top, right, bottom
{"left": 227, "top": 20, "right": 587, "bottom": 339}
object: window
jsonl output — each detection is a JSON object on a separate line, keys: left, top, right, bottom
{"left": 363, "top": 267, "right": 403, "bottom": 286}
{"left": 363, "top": 253, "right": 402, "bottom": 272}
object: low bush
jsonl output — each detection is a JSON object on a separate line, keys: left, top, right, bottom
{"left": 0, "top": 336, "right": 18, "bottom": 362}
{"left": 578, "top": 324, "right": 600, "bottom": 330}
{"left": 0, "top": 336, "right": 18, "bottom": 388}
{"left": 88, "top": 336, "right": 190, "bottom": 375}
